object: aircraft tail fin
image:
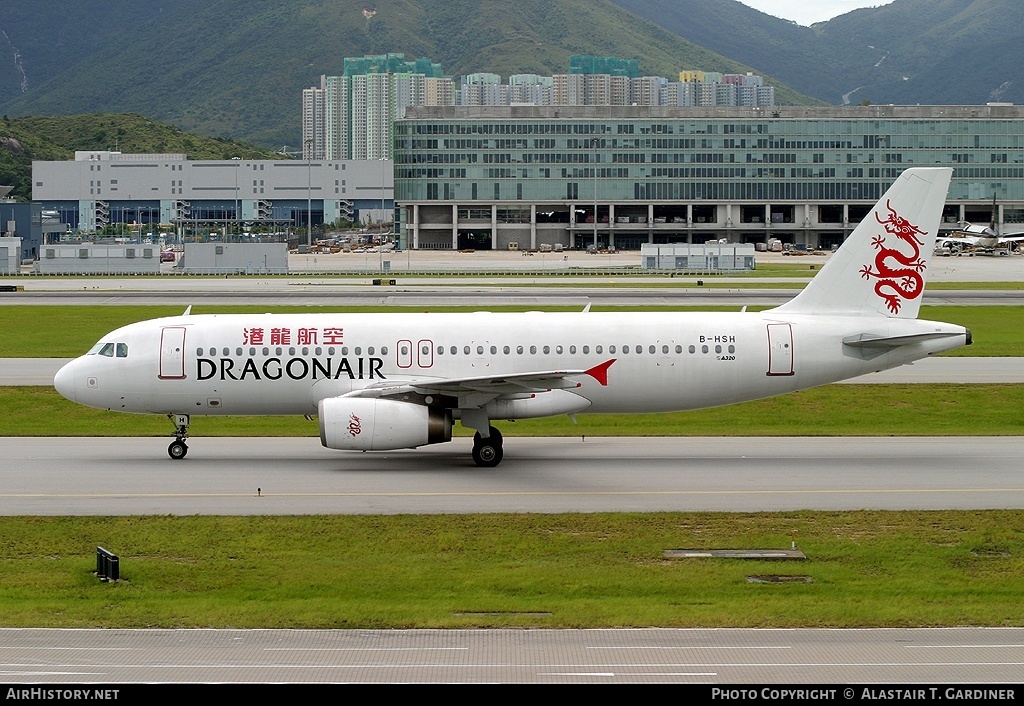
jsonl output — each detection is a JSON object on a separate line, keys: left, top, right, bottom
{"left": 773, "top": 167, "right": 952, "bottom": 319}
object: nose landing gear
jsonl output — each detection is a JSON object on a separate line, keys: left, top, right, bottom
{"left": 167, "top": 414, "right": 190, "bottom": 460}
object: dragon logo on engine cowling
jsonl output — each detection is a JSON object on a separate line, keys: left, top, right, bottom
{"left": 347, "top": 413, "right": 362, "bottom": 437}
{"left": 858, "top": 199, "right": 928, "bottom": 314}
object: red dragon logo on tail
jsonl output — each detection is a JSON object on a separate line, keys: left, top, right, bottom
{"left": 858, "top": 199, "right": 928, "bottom": 314}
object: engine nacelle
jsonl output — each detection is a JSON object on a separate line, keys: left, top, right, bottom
{"left": 318, "top": 397, "right": 452, "bottom": 451}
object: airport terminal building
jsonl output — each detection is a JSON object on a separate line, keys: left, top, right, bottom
{"left": 394, "top": 104, "right": 1024, "bottom": 251}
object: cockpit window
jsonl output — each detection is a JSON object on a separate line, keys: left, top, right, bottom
{"left": 87, "top": 341, "right": 128, "bottom": 357}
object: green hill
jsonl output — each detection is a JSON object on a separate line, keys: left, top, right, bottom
{"left": 611, "top": 0, "right": 1024, "bottom": 105}
{"left": 0, "top": 0, "right": 819, "bottom": 149}
{"left": 0, "top": 113, "right": 281, "bottom": 201}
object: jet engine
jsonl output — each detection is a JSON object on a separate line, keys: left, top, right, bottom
{"left": 318, "top": 397, "right": 452, "bottom": 451}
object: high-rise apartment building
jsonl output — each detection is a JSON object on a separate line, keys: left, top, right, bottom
{"left": 301, "top": 87, "right": 326, "bottom": 159}
{"left": 303, "top": 54, "right": 453, "bottom": 161}
{"left": 508, "top": 75, "right": 553, "bottom": 105}
{"left": 568, "top": 55, "right": 639, "bottom": 78}
{"left": 304, "top": 55, "right": 775, "bottom": 159}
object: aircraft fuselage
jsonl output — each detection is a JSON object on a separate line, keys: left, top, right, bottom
{"left": 55, "top": 310, "right": 968, "bottom": 418}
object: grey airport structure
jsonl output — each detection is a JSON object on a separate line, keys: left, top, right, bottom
{"left": 31, "top": 154, "right": 393, "bottom": 238}
{"left": 20, "top": 104, "right": 1024, "bottom": 258}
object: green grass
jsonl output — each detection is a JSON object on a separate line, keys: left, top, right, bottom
{"left": 4, "top": 384, "right": 1023, "bottom": 437}
{"left": 1, "top": 512, "right": 1021, "bottom": 628}
{"left": 1, "top": 304, "right": 1019, "bottom": 357}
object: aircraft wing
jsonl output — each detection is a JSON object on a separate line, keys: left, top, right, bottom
{"left": 940, "top": 234, "right": 981, "bottom": 244}
{"left": 344, "top": 359, "right": 615, "bottom": 401}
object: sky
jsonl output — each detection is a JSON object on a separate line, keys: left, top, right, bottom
{"left": 738, "top": 1, "right": 895, "bottom": 26}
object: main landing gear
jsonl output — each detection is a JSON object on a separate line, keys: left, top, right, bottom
{"left": 471, "top": 426, "right": 503, "bottom": 468}
{"left": 462, "top": 409, "right": 504, "bottom": 467}
{"left": 167, "top": 414, "right": 190, "bottom": 460}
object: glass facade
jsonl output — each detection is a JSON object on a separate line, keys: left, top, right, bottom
{"left": 394, "top": 105, "right": 1024, "bottom": 249}
{"left": 396, "top": 105, "right": 1024, "bottom": 202}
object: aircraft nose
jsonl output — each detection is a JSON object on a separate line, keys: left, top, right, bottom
{"left": 53, "top": 360, "right": 77, "bottom": 402}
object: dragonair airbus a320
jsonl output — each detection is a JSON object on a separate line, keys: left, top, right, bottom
{"left": 54, "top": 168, "right": 970, "bottom": 466}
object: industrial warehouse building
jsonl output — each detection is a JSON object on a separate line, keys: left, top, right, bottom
{"left": 393, "top": 104, "right": 1024, "bottom": 251}
{"left": 31, "top": 152, "right": 394, "bottom": 235}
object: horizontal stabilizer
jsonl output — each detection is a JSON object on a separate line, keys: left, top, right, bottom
{"left": 842, "top": 331, "right": 968, "bottom": 349}
{"left": 842, "top": 329, "right": 971, "bottom": 360}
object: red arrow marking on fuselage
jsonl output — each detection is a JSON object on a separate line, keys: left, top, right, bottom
{"left": 584, "top": 358, "right": 616, "bottom": 386}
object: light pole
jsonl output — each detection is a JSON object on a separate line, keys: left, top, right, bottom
{"left": 305, "top": 138, "right": 314, "bottom": 248}
{"left": 231, "top": 156, "right": 240, "bottom": 236}
{"left": 380, "top": 158, "right": 388, "bottom": 242}
{"left": 877, "top": 135, "right": 888, "bottom": 200}
{"left": 592, "top": 136, "right": 599, "bottom": 250}
{"left": 379, "top": 158, "right": 387, "bottom": 271}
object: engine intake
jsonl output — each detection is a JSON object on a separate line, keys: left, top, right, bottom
{"left": 319, "top": 397, "right": 452, "bottom": 451}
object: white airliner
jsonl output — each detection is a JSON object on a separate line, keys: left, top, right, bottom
{"left": 54, "top": 168, "right": 970, "bottom": 466}
{"left": 938, "top": 222, "right": 1024, "bottom": 255}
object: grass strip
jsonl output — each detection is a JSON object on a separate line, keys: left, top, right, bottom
{"left": 3, "top": 384, "right": 1022, "bottom": 437}
{"left": 1, "top": 511, "right": 1021, "bottom": 629}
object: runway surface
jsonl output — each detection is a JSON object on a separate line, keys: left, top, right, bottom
{"left": 2, "top": 436, "right": 1022, "bottom": 515}
{"left": 3, "top": 627, "right": 1023, "bottom": 684}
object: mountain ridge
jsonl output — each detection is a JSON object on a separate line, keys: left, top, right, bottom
{"left": 611, "top": 0, "right": 1024, "bottom": 105}
{"left": 0, "top": 0, "right": 818, "bottom": 148}
{"left": 1, "top": 0, "right": 1020, "bottom": 149}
